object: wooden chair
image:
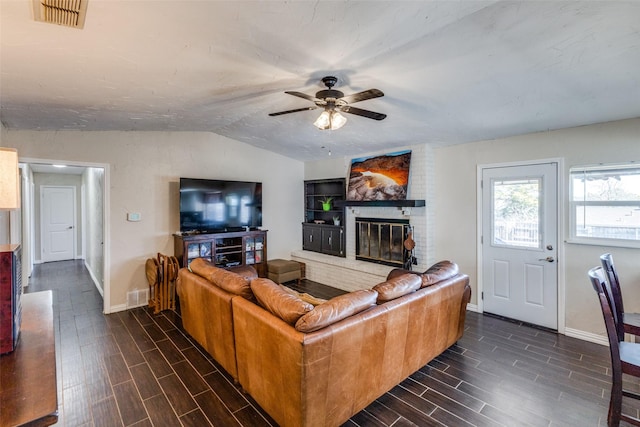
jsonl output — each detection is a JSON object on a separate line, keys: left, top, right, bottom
{"left": 146, "top": 253, "right": 179, "bottom": 314}
{"left": 589, "top": 266, "right": 640, "bottom": 427}
{"left": 600, "top": 253, "right": 640, "bottom": 338}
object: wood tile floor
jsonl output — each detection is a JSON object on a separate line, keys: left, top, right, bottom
{"left": 23, "top": 260, "right": 640, "bottom": 426}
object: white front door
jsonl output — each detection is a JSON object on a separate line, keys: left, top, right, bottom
{"left": 482, "top": 163, "right": 558, "bottom": 329}
{"left": 42, "top": 186, "right": 76, "bottom": 262}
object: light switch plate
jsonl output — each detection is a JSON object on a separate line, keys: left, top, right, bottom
{"left": 127, "top": 212, "right": 141, "bottom": 222}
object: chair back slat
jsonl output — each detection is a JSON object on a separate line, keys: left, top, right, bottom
{"left": 588, "top": 266, "right": 622, "bottom": 365}
{"left": 600, "top": 253, "right": 626, "bottom": 341}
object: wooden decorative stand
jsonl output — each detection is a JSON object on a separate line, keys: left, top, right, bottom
{"left": 146, "top": 253, "right": 179, "bottom": 314}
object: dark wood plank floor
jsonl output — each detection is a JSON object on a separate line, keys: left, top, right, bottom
{"left": 23, "top": 260, "right": 640, "bottom": 426}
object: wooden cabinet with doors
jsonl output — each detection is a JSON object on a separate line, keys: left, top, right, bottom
{"left": 302, "top": 223, "right": 344, "bottom": 256}
{"left": 174, "top": 230, "right": 268, "bottom": 277}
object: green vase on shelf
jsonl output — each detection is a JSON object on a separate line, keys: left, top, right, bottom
{"left": 319, "top": 197, "right": 333, "bottom": 211}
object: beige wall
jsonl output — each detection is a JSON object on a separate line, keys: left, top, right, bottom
{"left": 434, "top": 117, "right": 640, "bottom": 337}
{"left": 4, "top": 130, "right": 304, "bottom": 311}
{"left": 0, "top": 122, "right": 10, "bottom": 244}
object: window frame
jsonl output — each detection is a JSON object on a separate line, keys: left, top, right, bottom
{"left": 569, "top": 163, "right": 640, "bottom": 248}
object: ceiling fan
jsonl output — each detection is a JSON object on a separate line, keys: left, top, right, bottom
{"left": 269, "top": 76, "right": 386, "bottom": 130}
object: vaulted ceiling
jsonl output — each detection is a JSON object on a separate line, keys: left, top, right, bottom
{"left": 1, "top": 1, "right": 639, "bottom": 161}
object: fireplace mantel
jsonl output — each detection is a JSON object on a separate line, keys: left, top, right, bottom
{"left": 334, "top": 199, "right": 425, "bottom": 208}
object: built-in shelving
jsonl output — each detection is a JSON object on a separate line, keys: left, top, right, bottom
{"left": 303, "top": 178, "right": 346, "bottom": 257}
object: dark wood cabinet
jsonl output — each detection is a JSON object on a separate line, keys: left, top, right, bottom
{"left": 321, "top": 226, "right": 344, "bottom": 256}
{"left": 0, "top": 291, "right": 58, "bottom": 427}
{"left": 302, "top": 224, "right": 344, "bottom": 256}
{"left": 174, "top": 230, "right": 268, "bottom": 277}
{"left": 302, "top": 225, "right": 322, "bottom": 252}
{"left": 303, "top": 178, "right": 345, "bottom": 257}
{"left": 0, "top": 244, "right": 21, "bottom": 355}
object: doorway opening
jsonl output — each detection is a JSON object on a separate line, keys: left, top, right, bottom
{"left": 19, "top": 158, "right": 110, "bottom": 313}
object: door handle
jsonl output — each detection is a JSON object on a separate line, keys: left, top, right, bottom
{"left": 538, "top": 256, "right": 555, "bottom": 263}
{"left": 67, "top": 226, "right": 73, "bottom": 229}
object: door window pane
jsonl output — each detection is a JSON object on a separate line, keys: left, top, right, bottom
{"left": 492, "top": 178, "right": 541, "bottom": 248}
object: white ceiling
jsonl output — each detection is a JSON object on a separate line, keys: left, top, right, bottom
{"left": 1, "top": 1, "right": 639, "bottom": 161}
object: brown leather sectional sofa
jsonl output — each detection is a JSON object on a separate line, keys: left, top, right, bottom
{"left": 177, "top": 258, "right": 471, "bottom": 427}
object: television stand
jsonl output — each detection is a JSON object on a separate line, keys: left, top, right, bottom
{"left": 174, "top": 230, "right": 268, "bottom": 277}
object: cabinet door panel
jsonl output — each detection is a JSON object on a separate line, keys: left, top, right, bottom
{"left": 302, "top": 225, "right": 322, "bottom": 252}
{"left": 321, "top": 227, "right": 344, "bottom": 256}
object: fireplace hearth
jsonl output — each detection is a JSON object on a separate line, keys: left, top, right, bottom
{"left": 355, "top": 218, "right": 412, "bottom": 268}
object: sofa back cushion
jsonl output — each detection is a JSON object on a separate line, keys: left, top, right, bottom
{"left": 189, "top": 258, "right": 254, "bottom": 300}
{"left": 372, "top": 274, "right": 421, "bottom": 303}
{"left": 422, "top": 261, "right": 459, "bottom": 287}
{"left": 295, "top": 289, "right": 378, "bottom": 333}
{"left": 251, "top": 278, "right": 314, "bottom": 325}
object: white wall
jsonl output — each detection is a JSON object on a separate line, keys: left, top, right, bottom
{"left": 84, "top": 167, "right": 105, "bottom": 294}
{"left": 434, "top": 117, "right": 640, "bottom": 337}
{"left": 4, "top": 130, "right": 304, "bottom": 311}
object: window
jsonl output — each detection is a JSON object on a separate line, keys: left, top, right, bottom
{"left": 570, "top": 163, "right": 640, "bottom": 246}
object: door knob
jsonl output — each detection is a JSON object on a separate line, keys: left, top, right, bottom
{"left": 538, "top": 256, "right": 555, "bottom": 263}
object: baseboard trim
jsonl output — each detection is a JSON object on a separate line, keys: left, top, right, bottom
{"left": 109, "top": 303, "right": 128, "bottom": 313}
{"left": 466, "top": 303, "right": 480, "bottom": 313}
{"left": 84, "top": 260, "right": 104, "bottom": 297}
{"left": 564, "top": 327, "right": 608, "bottom": 346}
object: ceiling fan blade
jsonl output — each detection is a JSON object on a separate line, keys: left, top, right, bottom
{"left": 340, "top": 89, "right": 384, "bottom": 104}
{"left": 339, "top": 105, "right": 386, "bottom": 121}
{"left": 285, "top": 91, "right": 320, "bottom": 103}
{"left": 268, "top": 106, "right": 317, "bottom": 117}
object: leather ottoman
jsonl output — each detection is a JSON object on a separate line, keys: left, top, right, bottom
{"left": 267, "top": 259, "right": 301, "bottom": 284}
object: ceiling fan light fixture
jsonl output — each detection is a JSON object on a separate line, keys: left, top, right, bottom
{"left": 314, "top": 110, "right": 347, "bottom": 130}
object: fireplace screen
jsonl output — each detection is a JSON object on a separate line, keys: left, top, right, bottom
{"left": 355, "top": 218, "right": 411, "bottom": 267}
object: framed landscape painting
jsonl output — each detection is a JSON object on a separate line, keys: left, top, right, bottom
{"left": 347, "top": 150, "right": 412, "bottom": 201}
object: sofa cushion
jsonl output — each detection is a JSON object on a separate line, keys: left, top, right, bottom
{"left": 251, "top": 278, "right": 314, "bottom": 325}
{"left": 422, "top": 260, "right": 459, "bottom": 287}
{"left": 372, "top": 273, "right": 421, "bottom": 303}
{"left": 295, "top": 289, "right": 378, "bottom": 333}
{"left": 189, "top": 258, "right": 253, "bottom": 300}
{"left": 227, "top": 265, "right": 259, "bottom": 281}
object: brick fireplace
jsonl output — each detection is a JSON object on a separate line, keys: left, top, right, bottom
{"left": 292, "top": 144, "right": 433, "bottom": 292}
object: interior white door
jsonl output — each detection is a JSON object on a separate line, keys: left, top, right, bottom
{"left": 42, "top": 186, "right": 76, "bottom": 262}
{"left": 482, "top": 163, "right": 558, "bottom": 329}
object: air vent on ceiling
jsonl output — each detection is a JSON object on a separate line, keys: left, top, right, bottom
{"left": 32, "top": 0, "right": 88, "bottom": 29}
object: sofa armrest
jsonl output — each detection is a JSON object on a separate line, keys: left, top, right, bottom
{"left": 176, "top": 269, "right": 240, "bottom": 380}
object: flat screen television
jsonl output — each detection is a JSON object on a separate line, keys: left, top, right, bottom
{"left": 179, "top": 178, "right": 262, "bottom": 233}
